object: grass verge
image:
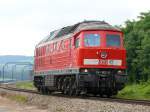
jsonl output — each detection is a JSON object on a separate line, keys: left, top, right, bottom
{"left": 15, "top": 81, "right": 35, "bottom": 90}
{"left": 0, "top": 91, "right": 28, "bottom": 103}
{"left": 117, "top": 81, "right": 150, "bottom": 100}
{"left": 8, "top": 94, "right": 28, "bottom": 103}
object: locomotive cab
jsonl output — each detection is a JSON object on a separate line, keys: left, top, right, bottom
{"left": 73, "top": 30, "right": 127, "bottom": 95}
{"left": 73, "top": 30, "right": 126, "bottom": 68}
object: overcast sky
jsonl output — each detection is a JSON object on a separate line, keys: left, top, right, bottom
{"left": 0, "top": 0, "right": 149, "bottom": 56}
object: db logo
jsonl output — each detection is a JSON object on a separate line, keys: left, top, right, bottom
{"left": 101, "top": 52, "right": 107, "bottom": 59}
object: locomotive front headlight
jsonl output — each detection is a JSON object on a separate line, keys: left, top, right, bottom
{"left": 117, "top": 70, "right": 124, "bottom": 75}
{"left": 81, "top": 69, "right": 88, "bottom": 73}
{"left": 84, "top": 69, "right": 88, "bottom": 73}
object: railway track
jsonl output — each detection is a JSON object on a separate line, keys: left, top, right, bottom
{"left": 0, "top": 84, "right": 150, "bottom": 106}
{"left": 0, "top": 84, "right": 38, "bottom": 94}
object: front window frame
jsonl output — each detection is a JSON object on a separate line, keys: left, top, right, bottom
{"left": 106, "top": 34, "right": 121, "bottom": 47}
{"left": 84, "top": 33, "right": 101, "bottom": 47}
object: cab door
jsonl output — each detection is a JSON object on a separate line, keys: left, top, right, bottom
{"left": 72, "top": 36, "right": 81, "bottom": 67}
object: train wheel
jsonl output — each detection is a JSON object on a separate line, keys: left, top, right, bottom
{"left": 106, "top": 89, "right": 112, "bottom": 98}
{"left": 39, "top": 87, "right": 47, "bottom": 95}
{"left": 100, "top": 94, "right": 103, "bottom": 97}
{"left": 37, "top": 87, "right": 40, "bottom": 92}
{"left": 39, "top": 86, "right": 43, "bottom": 94}
{"left": 41, "top": 87, "right": 46, "bottom": 94}
{"left": 68, "top": 78, "right": 75, "bottom": 96}
{"left": 57, "top": 78, "right": 62, "bottom": 90}
{"left": 61, "top": 80, "right": 65, "bottom": 94}
{"left": 74, "top": 80, "right": 80, "bottom": 96}
{"left": 62, "top": 77, "right": 69, "bottom": 95}
{"left": 99, "top": 93, "right": 104, "bottom": 97}
{"left": 75, "top": 90, "right": 80, "bottom": 96}
{"left": 45, "top": 87, "right": 50, "bottom": 95}
{"left": 93, "top": 92, "right": 98, "bottom": 96}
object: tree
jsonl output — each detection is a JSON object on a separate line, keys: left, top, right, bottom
{"left": 122, "top": 11, "right": 150, "bottom": 83}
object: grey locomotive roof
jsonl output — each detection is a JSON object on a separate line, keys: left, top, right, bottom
{"left": 37, "top": 21, "right": 121, "bottom": 46}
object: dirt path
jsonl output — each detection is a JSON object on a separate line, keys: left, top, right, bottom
{"left": 0, "top": 96, "right": 46, "bottom": 112}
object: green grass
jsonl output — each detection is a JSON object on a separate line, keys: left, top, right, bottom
{"left": 0, "top": 91, "right": 28, "bottom": 103}
{"left": 8, "top": 94, "right": 28, "bottom": 103}
{"left": 15, "top": 81, "right": 35, "bottom": 90}
{"left": 117, "top": 81, "right": 150, "bottom": 100}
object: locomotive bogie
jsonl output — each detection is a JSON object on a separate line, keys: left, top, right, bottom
{"left": 34, "top": 68, "right": 127, "bottom": 96}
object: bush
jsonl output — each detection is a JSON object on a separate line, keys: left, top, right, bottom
{"left": 117, "top": 82, "right": 150, "bottom": 100}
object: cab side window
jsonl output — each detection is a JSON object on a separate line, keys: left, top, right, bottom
{"left": 75, "top": 38, "right": 80, "bottom": 48}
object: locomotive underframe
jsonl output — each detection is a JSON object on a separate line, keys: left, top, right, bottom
{"left": 34, "top": 68, "right": 127, "bottom": 96}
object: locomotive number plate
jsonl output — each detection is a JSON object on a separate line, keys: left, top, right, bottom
{"left": 99, "top": 59, "right": 122, "bottom": 66}
{"left": 99, "top": 60, "right": 108, "bottom": 65}
{"left": 84, "top": 59, "right": 122, "bottom": 66}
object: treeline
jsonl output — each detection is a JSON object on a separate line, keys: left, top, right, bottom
{"left": 122, "top": 11, "right": 150, "bottom": 83}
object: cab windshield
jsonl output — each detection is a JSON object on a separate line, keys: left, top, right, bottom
{"left": 106, "top": 34, "right": 121, "bottom": 47}
{"left": 84, "top": 34, "right": 100, "bottom": 47}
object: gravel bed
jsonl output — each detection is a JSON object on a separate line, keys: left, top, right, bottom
{"left": 0, "top": 88, "right": 150, "bottom": 112}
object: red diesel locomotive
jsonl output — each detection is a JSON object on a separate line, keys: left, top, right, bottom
{"left": 34, "top": 21, "right": 127, "bottom": 96}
